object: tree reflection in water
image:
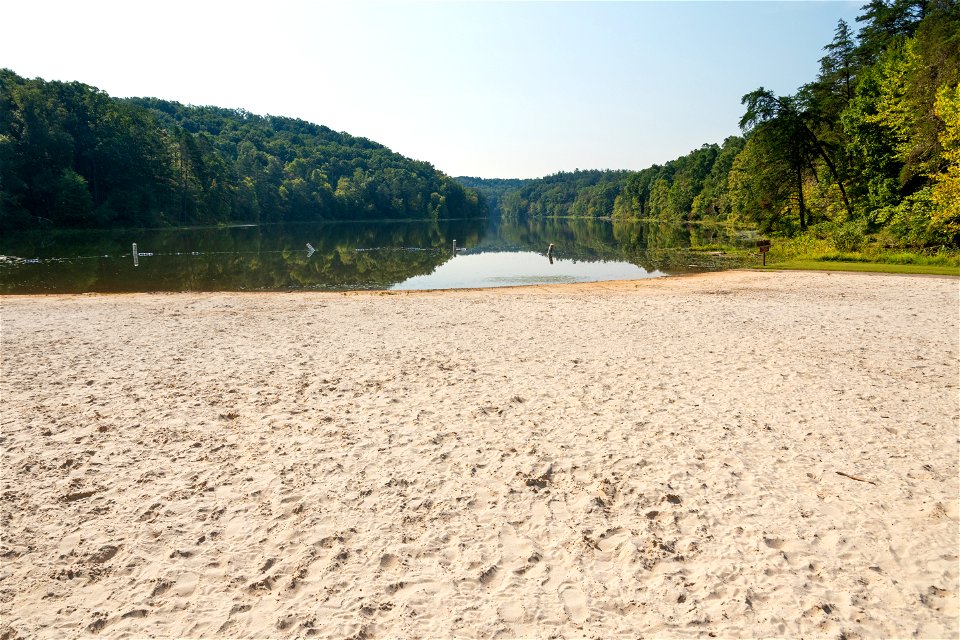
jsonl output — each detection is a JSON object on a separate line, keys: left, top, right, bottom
{"left": 0, "top": 217, "right": 752, "bottom": 294}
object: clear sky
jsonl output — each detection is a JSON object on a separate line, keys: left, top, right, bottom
{"left": 1, "top": 1, "right": 864, "bottom": 179}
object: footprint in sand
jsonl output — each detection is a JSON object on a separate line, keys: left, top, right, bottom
{"left": 385, "top": 580, "right": 422, "bottom": 597}
{"left": 499, "top": 600, "right": 525, "bottom": 623}
{"left": 171, "top": 572, "right": 198, "bottom": 597}
{"left": 479, "top": 564, "right": 505, "bottom": 589}
{"left": 597, "top": 527, "right": 629, "bottom": 552}
{"left": 560, "top": 585, "right": 589, "bottom": 624}
{"left": 763, "top": 537, "right": 784, "bottom": 549}
{"left": 499, "top": 525, "right": 534, "bottom": 563}
{"left": 380, "top": 553, "right": 402, "bottom": 571}
{"left": 763, "top": 536, "right": 806, "bottom": 566}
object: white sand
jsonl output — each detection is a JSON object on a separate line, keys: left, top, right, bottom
{"left": 1, "top": 270, "right": 958, "bottom": 639}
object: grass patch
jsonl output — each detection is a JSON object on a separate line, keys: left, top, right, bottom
{"left": 758, "top": 260, "right": 959, "bottom": 276}
{"left": 748, "top": 232, "right": 960, "bottom": 275}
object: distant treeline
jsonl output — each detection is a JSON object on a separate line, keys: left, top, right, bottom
{"left": 453, "top": 177, "right": 526, "bottom": 218}
{"left": 0, "top": 70, "right": 485, "bottom": 229}
{"left": 461, "top": 0, "right": 959, "bottom": 248}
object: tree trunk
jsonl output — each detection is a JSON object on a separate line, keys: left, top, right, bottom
{"left": 804, "top": 159, "right": 820, "bottom": 226}
{"left": 796, "top": 164, "right": 807, "bottom": 230}
{"left": 803, "top": 124, "right": 853, "bottom": 218}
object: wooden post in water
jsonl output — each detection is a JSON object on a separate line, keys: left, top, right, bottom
{"left": 132, "top": 243, "right": 139, "bottom": 267}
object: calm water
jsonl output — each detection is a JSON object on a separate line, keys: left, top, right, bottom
{"left": 0, "top": 218, "right": 755, "bottom": 294}
{"left": 393, "top": 251, "right": 663, "bottom": 290}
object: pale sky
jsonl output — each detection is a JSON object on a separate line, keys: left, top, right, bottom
{"left": 1, "top": 1, "right": 863, "bottom": 178}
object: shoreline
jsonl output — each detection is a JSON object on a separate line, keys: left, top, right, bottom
{"left": 3, "top": 267, "right": 957, "bottom": 302}
{"left": 2, "top": 270, "right": 957, "bottom": 638}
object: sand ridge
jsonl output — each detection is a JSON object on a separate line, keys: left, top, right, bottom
{"left": 1, "top": 270, "right": 958, "bottom": 638}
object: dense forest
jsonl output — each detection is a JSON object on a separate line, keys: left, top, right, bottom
{"left": 454, "top": 177, "right": 527, "bottom": 218}
{"left": 500, "top": 170, "right": 632, "bottom": 219}
{"left": 464, "top": 0, "right": 959, "bottom": 249}
{"left": 0, "top": 70, "right": 486, "bottom": 229}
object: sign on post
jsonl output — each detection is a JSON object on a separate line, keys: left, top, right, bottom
{"left": 756, "top": 239, "right": 771, "bottom": 266}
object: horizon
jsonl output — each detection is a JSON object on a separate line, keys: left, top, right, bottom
{"left": 1, "top": 1, "right": 863, "bottom": 179}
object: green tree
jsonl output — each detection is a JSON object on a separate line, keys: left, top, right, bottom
{"left": 930, "top": 83, "right": 960, "bottom": 243}
{"left": 740, "top": 88, "right": 853, "bottom": 227}
{"left": 856, "top": 0, "right": 927, "bottom": 64}
{"left": 819, "top": 19, "right": 859, "bottom": 108}
{"left": 726, "top": 129, "right": 796, "bottom": 232}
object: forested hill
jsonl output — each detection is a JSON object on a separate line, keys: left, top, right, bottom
{"left": 457, "top": 144, "right": 741, "bottom": 221}
{"left": 459, "top": 0, "right": 959, "bottom": 249}
{"left": 0, "top": 70, "right": 485, "bottom": 229}
{"left": 453, "top": 177, "right": 528, "bottom": 217}
{"left": 478, "top": 170, "right": 632, "bottom": 219}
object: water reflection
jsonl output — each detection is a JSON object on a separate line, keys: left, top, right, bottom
{"left": 0, "top": 217, "right": 753, "bottom": 293}
{"left": 392, "top": 251, "right": 664, "bottom": 290}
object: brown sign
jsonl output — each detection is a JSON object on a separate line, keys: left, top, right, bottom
{"left": 756, "top": 240, "right": 771, "bottom": 252}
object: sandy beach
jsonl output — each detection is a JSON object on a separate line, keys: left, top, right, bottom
{"left": 1, "top": 269, "right": 957, "bottom": 639}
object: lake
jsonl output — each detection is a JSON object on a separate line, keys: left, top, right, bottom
{"left": 0, "top": 217, "right": 757, "bottom": 294}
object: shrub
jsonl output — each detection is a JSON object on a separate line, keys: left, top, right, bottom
{"left": 833, "top": 222, "right": 866, "bottom": 252}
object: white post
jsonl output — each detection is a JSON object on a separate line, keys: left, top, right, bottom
{"left": 132, "top": 243, "right": 139, "bottom": 267}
